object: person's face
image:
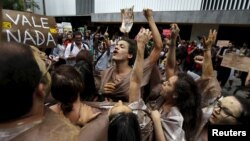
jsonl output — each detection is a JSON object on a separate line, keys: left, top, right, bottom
{"left": 74, "top": 35, "right": 82, "bottom": 45}
{"left": 67, "top": 34, "right": 73, "bottom": 39}
{"left": 112, "top": 40, "right": 132, "bottom": 62}
{"left": 109, "top": 100, "right": 132, "bottom": 116}
{"left": 98, "top": 40, "right": 107, "bottom": 52}
{"left": 209, "top": 96, "right": 243, "bottom": 124}
{"left": 160, "top": 76, "right": 178, "bottom": 98}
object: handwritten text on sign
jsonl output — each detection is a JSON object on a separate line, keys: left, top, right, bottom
{"left": 2, "top": 9, "right": 57, "bottom": 48}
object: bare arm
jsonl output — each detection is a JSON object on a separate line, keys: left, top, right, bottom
{"left": 165, "top": 24, "right": 179, "bottom": 79}
{"left": 143, "top": 9, "right": 163, "bottom": 64}
{"left": 129, "top": 28, "right": 151, "bottom": 103}
{"left": 92, "top": 26, "right": 100, "bottom": 37}
{"left": 201, "top": 30, "right": 217, "bottom": 78}
{"left": 216, "top": 47, "right": 223, "bottom": 59}
{"left": 151, "top": 110, "right": 167, "bottom": 141}
{"left": 245, "top": 67, "right": 250, "bottom": 87}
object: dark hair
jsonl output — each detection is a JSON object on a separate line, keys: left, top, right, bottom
{"left": 175, "top": 72, "right": 202, "bottom": 141}
{"left": 233, "top": 95, "right": 250, "bottom": 125}
{"left": 0, "top": 42, "right": 42, "bottom": 122}
{"left": 108, "top": 112, "right": 141, "bottom": 141}
{"left": 76, "top": 49, "right": 93, "bottom": 64}
{"left": 51, "top": 65, "right": 84, "bottom": 115}
{"left": 176, "top": 47, "right": 186, "bottom": 65}
{"left": 75, "top": 50, "right": 98, "bottom": 101}
{"left": 73, "top": 31, "right": 83, "bottom": 38}
{"left": 57, "top": 35, "right": 63, "bottom": 45}
{"left": 120, "top": 37, "right": 137, "bottom": 66}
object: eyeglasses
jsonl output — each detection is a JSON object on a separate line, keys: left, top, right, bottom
{"left": 214, "top": 101, "right": 238, "bottom": 119}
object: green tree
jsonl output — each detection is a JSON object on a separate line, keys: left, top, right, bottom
{"left": 3, "top": 0, "right": 39, "bottom": 11}
{"left": 3, "top": 0, "right": 25, "bottom": 11}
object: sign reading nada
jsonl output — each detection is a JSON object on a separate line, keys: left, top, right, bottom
{"left": 1, "top": 9, "right": 57, "bottom": 48}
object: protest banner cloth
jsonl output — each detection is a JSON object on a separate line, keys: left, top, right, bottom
{"left": 1, "top": 9, "right": 57, "bottom": 48}
{"left": 221, "top": 52, "right": 250, "bottom": 72}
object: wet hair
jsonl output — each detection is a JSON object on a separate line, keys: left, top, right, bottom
{"left": 75, "top": 50, "right": 98, "bottom": 101}
{"left": 76, "top": 49, "right": 93, "bottom": 64}
{"left": 0, "top": 42, "right": 42, "bottom": 122}
{"left": 233, "top": 95, "right": 250, "bottom": 125}
{"left": 174, "top": 72, "right": 202, "bottom": 141}
{"left": 108, "top": 112, "right": 141, "bottom": 141}
{"left": 51, "top": 65, "right": 84, "bottom": 115}
{"left": 120, "top": 37, "right": 137, "bottom": 66}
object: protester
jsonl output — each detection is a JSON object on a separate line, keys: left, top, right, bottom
{"left": 0, "top": 42, "right": 79, "bottom": 141}
{"left": 99, "top": 9, "right": 163, "bottom": 102}
{"left": 50, "top": 64, "right": 101, "bottom": 126}
{"left": 64, "top": 31, "right": 89, "bottom": 66}
{"left": 75, "top": 50, "right": 100, "bottom": 101}
{"left": 128, "top": 24, "right": 202, "bottom": 141}
{"left": 108, "top": 101, "right": 141, "bottom": 141}
{"left": 195, "top": 94, "right": 250, "bottom": 141}
{"left": 193, "top": 30, "right": 250, "bottom": 141}
{"left": 194, "top": 30, "right": 221, "bottom": 108}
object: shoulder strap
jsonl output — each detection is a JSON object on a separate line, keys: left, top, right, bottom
{"left": 70, "top": 43, "right": 74, "bottom": 52}
{"left": 94, "top": 51, "right": 106, "bottom": 67}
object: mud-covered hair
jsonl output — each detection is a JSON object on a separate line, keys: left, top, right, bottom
{"left": 120, "top": 37, "right": 137, "bottom": 66}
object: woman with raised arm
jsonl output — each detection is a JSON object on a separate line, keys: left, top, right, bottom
{"left": 129, "top": 24, "right": 202, "bottom": 141}
{"left": 99, "top": 9, "right": 162, "bottom": 102}
{"left": 150, "top": 24, "right": 203, "bottom": 141}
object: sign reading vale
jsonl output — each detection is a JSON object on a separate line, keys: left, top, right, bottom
{"left": 1, "top": 9, "right": 57, "bottom": 48}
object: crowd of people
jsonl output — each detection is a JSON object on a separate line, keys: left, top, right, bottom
{"left": 1, "top": 9, "right": 250, "bottom": 141}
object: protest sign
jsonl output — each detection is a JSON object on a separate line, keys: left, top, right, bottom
{"left": 120, "top": 6, "right": 134, "bottom": 34}
{"left": 216, "top": 40, "right": 230, "bottom": 47}
{"left": 1, "top": 9, "right": 57, "bottom": 48}
{"left": 0, "top": 2, "right": 2, "bottom": 42}
{"left": 221, "top": 53, "right": 250, "bottom": 72}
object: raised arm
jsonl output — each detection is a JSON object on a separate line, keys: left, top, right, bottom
{"left": 129, "top": 28, "right": 151, "bottom": 103}
{"left": 201, "top": 29, "right": 217, "bottom": 78}
{"left": 165, "top": 24, "right": 180, "bottom": 79}
{"left": 143, "top": 9, "right": 163, "bottom": 64}
{"left": 245, "top": 67, "right": 250, "bottom": 87}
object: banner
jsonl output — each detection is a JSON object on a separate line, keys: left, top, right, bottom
{"left": 221, "top": 53, "right": 250, "bottom": 72}
{"left": 120, "top": 6, "right": 134, "bottom": 34}
{"left": 1, "top": 9, "right": 57, "bottom": 48}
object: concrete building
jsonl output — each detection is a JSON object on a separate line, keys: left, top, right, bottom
{"left": 35, "top": 0, "right": 250, "bottom": 45}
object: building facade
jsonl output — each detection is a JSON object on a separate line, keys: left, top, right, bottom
{"left": 35, "top": 0, "right": 250, "bottom": 45}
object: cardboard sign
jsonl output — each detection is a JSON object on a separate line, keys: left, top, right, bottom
{"left": 221, "top": 53, "right": 250, "bottom": 72}
{"left": 120, "top": 6, "right": 134, "bottom": 33}
{"left": 216, "top": 40, "right": 230, "bottom": 47}
{"left": 1, "top": 9, "right": 57, "bottom": 48}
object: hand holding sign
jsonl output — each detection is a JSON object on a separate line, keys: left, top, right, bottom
{"left": 120, "top": 6, "right": 134, "bottom": 34}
